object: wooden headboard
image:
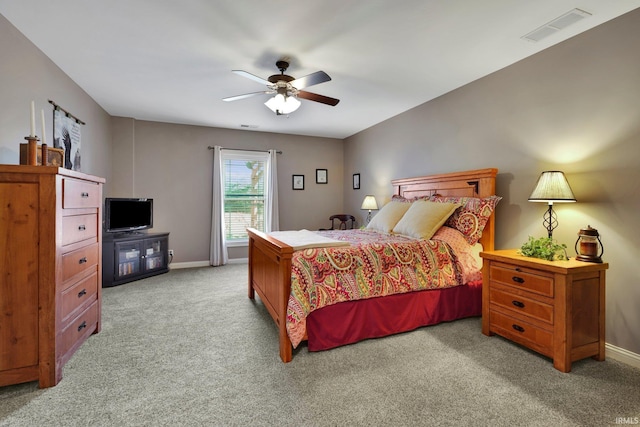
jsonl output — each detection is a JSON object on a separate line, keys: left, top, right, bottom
{"left": 391, "top": 168, "right": 498, "bottom": 251}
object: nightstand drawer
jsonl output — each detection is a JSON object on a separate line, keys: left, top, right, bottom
{"left": 489, "top": 287, "right": 553, "bottom": 325}
{"left": 490, "top": 310, "right": 553, "bottom": 357}
{"left": 490, "top": 263, "right": 553, "bottom": 297}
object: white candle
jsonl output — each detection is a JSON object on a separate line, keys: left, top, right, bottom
{"left": 30, "top": 101, "right": 36, "bottom": 137}
{"left": 41, "top": 109, "right": 46, "bottom": 144}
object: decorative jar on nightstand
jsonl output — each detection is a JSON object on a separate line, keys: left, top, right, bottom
{"left": 480, "top": 249, "right": 608, "bottom": 373}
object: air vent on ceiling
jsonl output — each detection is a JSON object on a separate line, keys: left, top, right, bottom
{"left": 522, "top": 8, "right": 592, "bottom": 42}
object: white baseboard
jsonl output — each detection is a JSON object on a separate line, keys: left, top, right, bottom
{"left": 169, "top": 261, "right": 210, "bottom": 269}
{"left": 169, "top": 258, "right": 248, "bottom": 270}
{"left": 606, "top": 343, "right": 640, "bottom": 370}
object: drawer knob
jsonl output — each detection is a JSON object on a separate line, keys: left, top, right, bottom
{"left": 512, "top": 276, "right": 525, "bottom": 284}
{"left": 512, "top": 324, "right": 525, "bottom": 333}
{"left": 77, "top": 321, "right": 87, "bottom": 332}
{"left": 78, "top": 289, "right": 87, "bottom": 298}
{"left": 78, "top": 257, "right": 88, "bottom": 264}
{"left": 78, "top": 224, "right": 86, "bottom": 231}
{"left": 81, "top": 192, "right": 89, "bottom": 198}
{"left": 512, "top": 300, "right": 525, "bottom": 308}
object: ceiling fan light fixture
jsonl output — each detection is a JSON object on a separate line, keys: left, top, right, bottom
{"left": 264, "top": 93, "right": 301, "bottom": 115}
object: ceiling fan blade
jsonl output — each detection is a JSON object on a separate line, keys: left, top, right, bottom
{"left": 232, "top": 70, "right": 271, "bottom": 86}
{"left": 297, "top": 91, "right": 340, "bottom": 106}
{"left": 290, "top": 71, "right": 331, "bottom": 90}
{"left": 223, "top": 91, "right": 269, "bottom": 102}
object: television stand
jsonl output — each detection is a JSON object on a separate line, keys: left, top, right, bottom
{"left": 102, "top": 232, "right": 169, "bottom": 287}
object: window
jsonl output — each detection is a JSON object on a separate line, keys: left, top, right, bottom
{"left": 221, "top": 150, "right": 270, "bottom": 243}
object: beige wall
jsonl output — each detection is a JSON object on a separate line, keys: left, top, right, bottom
{"left": 110, "top": 118, "right": 344, "bottom": 263}
{"left": 344, "top": 9, "right": 640, "bottom": 354}
{"left": 0, "top": 14, "right": 112, "bottom": 188}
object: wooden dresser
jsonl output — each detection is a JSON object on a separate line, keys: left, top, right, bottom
{"left": 0, "top": 165, "right": 104, "bottom": 388}
{"left": 480, "top": 249, "right": 608, "bottom": 373}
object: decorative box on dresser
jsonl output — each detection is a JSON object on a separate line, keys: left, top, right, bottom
{"left": 0, "top": 165, "right": 104, "bottom": 388}
{"left": 480, "top": 249, "right": 608, "bottom": 373}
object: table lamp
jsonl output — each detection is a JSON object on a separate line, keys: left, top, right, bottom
{"left": 528, "top": 171, "right": 576, "bottom": 238}
{"left": 360, "top": 195, "right": 378, "bottom": 225}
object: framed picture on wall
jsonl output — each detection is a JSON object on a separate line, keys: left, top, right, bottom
{"left": 353, "top": 173, "right": 360, "bottom": 190}
{"left": 316, "top": 169, "right": 328, "bottom": 184}
{"left": 292, "top": 174, "right": 304, "bottom": 190}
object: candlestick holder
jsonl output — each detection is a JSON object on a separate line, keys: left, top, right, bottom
{"left": 41, "top": 144, "right": 48, "bottom": 165}
{"left": 24, "top": 135, "right": 40, "bottom": 166}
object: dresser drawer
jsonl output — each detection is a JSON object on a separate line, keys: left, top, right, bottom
{"left": 490, "top": 263, "right": 554, "bottom": 298}
{"left": 490, "top": 310, "right": 553, "bottom": 357}
{"left": 60, "top": 302, "right": 98, "bottom": 357}
{"left": 489, "top": 287, "right": 554, "bottom": 325}
{"left": 61, "top": 243, "right": 99, "bottom": 283}
{"left": 62, "top": 214, "right": 98, "bottom": 247}
{"left": 61, "top": 272, "right": 98, "bottom": 323}
{"left": 63, "top": 178, "right": 101, "bottom": 209}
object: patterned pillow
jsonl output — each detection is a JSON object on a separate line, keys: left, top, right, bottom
{"left": 431, "top": 195, "right": 502, "bottom": 245}
{"left": 391, "top": 194, "right": 411, "bottom": 203}
{"left": 390, "top": 194, "right": 428, "bottom": 203}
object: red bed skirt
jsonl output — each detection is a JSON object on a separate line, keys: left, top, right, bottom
{"left": 306, "top": 280, "right": 482, "bottom": 351}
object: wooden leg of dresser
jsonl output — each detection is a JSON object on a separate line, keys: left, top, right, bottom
{"left": 553, "top": 359, "right": 571, "bottom": 373}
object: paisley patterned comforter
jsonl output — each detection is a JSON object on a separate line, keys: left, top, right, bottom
{"left": 285, "top": 229, "right": 468, "bottom": 347}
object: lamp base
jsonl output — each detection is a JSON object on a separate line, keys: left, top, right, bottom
{"left": 543, "top": 204, "right": 558, "bottom": 238}
{"left": 575, "top": 255, "right": 603, "bottom": 263}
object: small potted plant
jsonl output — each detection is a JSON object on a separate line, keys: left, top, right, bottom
{"left": 518, "top": 236, "right": 568, "bottom": 261}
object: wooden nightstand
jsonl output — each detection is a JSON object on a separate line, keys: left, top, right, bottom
{"left": 480, "top": 249, "right": 608, "bottom": 373}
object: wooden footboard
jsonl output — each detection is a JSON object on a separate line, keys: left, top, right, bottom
{"left": 247, "top": 228, "right": 294, "bottom": 362}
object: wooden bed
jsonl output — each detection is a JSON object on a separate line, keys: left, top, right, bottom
{"left": 247, "top": 168, "right": 498, "bottom": 362}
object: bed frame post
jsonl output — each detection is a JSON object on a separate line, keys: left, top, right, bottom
{"left": 247, "top": 228, "right": 294, "bottom": 362}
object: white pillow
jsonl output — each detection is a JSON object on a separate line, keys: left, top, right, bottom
{"left": 392, "top": 200, "right": 460, "bottom": 240}
{"left": 366, "top": 201, "right": 412, "bottom": 233}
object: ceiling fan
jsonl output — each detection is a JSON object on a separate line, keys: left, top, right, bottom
{"left": 223, "top": 60, "right": 340, "bottom": 115}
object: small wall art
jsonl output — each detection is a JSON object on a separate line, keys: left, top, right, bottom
{"left": 292, "top": 174, "right": 304, "bottom": 190}
{"left": 316, "top": 169, "right": 328, "bottom": 184}
{"left": 51, "top": 101, "right": 84, "bottom": 171}
{"left": 353, "top": 173, "right": 360, "bottom": 190}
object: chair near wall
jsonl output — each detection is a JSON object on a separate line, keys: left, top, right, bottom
{"left": 320, "top": 214, "right": 356, "bottom": 230}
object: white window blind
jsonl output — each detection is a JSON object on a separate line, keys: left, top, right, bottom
{"left": 221, "top": 151, "right": 268, "bottom": 242}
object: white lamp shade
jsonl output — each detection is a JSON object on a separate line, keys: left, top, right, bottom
{"left": 265, "top": 94, "right": 301, "bottom": 115}
{"left": 528, "top": 171, "right": 576, "bottom": 203}
{"left": 361, "top": 195, "right": 378, "bottom": 210}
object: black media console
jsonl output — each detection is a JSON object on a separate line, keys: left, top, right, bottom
{"left": 102, "top": 231, "right": 170, "bottom": 287}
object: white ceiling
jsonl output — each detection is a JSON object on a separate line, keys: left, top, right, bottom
{"left": 2, "top": 1, "right": 639, "bottom": 139}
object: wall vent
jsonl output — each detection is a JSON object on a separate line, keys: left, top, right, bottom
{"left": 522, "top": 8, "right": 592, "bottom": 42}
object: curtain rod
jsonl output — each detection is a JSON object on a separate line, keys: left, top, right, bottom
{"left": 48, "top": 100, "right": 85, "bottom": 125}
{"left": 207, "top": 146, "right": 282, "bottom": 154}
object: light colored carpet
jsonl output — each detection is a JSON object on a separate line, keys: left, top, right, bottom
{"left": 1, "top": 264, "right": 639, "bottom": 426}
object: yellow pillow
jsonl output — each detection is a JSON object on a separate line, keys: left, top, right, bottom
{"left": 392, "top": 200, "right": 460, "bottom": 240}
{"left": 366, "top": 201, "right": 412, "bottom": 233}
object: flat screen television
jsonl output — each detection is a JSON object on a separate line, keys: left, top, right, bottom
{"left": 104, "top": 198, "right": 153, "bottom": 233}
